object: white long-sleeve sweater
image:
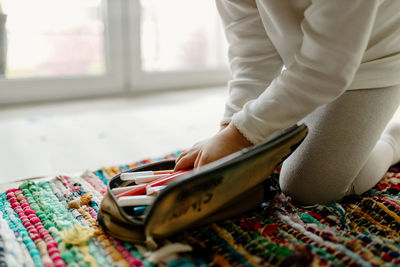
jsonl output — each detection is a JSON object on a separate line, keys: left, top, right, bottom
{"left": 217, "top": 0, "right": 400, "bottom": 144}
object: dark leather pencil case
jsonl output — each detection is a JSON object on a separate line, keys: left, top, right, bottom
{"left": 98, "top": 124, "right": 308, "bottom": 247}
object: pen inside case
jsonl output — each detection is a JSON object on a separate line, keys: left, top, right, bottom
{"left": 107, "top": 160, "right": 178, "bottom": 221}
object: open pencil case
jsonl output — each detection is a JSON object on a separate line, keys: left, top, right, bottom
{"left": 98, "top": 124, "right": 308, "bottom": 247}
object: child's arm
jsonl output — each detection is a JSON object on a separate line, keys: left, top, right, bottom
{"left": 230, "top": 0, "right": 380, "bottom": 145}
{"left": 217, "top": 0, "right": 283, "bottom": 126}
{"left": 175, "top": 1, "right": 283, "bottom": 171}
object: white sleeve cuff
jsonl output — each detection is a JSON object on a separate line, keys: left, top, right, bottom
{"left": 231, "top": 108, "right": 266, "bottom": 145}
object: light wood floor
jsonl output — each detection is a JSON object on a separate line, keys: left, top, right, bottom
{"left": 0, "top": 87, "right": 226, "bottom": 184}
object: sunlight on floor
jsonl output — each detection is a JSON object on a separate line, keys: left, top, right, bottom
{"left": 0, "top": 87, "right": 226, "bottom": 183}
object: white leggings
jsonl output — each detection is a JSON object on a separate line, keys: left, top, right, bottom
{"left": 280, "top": 85, "right": 400, "bottom": 204}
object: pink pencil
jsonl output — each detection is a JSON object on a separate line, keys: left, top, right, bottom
{"left": 115, "top": 169, "right": 191, "bottom": 198}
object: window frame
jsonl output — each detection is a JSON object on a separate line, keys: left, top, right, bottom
{"left": 0, "top": 0, "right": 126, "bottom": 105}
{"left": 125, "top": 0, "right": 230, "bottom": 92}
{"left": 0, "top": 0, "right": 230, "bottom": 105}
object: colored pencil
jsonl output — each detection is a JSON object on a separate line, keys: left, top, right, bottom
{"left": 112, "top": 184, "right": 143, "bottom": 195}
{"left": 134, "top": 174, "right": 169, "bottom": 184}
{"left": 146, "top": 185, "right": 166, "bottom": 196}
{"left": 120, "top": 170, "right": 174, "bottom": 181}
{"left": 118, "top": 195, "right": 155, "bottom": 207}
{"left": 115, "top": 169, "right": 191, "bottom": 198}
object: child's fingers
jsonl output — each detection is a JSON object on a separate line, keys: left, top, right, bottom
{"left": 193, "top": 151, "right": 203, "bottom": 169}
{"left": 175, "top": 150, "right": 188, "bottom": 163}
{"left": 174, "top": 150, "right": 199, "bottom": 171}
{"left": 175, "top": 140, "right": 204, "bottom": 163}
{"left": 196, "top": 152, "right": 212, "bottom": 169}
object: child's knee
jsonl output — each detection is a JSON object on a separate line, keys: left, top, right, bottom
{"left": 279, "top": 165, "right": 350, "bottom": 205}
{"left": 279, "top": 180, "right": 337, "bottom": 205}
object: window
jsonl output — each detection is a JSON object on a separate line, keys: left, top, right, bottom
{"left": 141, "top": 0, "right": 226, "bottom": 72}
{"left": 0, "top": 0, "right": 124, "bottom": 104}
{"left": 2, "top": 0, "right": 105, "bottom": 78}
{"left": 0, "top": 0, "right": 229, "bottom": 104}
{"left": 128, "top": 0, "right": 229, "bottom": 90}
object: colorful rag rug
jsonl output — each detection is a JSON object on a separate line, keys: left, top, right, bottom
{"left": 0, "top": 152, "right": 400, "bottom": 267}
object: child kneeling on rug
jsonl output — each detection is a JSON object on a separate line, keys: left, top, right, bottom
{"left": 175, "top": 0, "right": 400, "bottom": 205}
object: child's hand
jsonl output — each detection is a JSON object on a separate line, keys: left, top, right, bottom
{"left": 174, "top": 123, "right": 252, "bottom": 171}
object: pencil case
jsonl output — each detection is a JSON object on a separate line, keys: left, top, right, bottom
{"left": 98, "top": 124, "right": 308, "bottom": 247}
